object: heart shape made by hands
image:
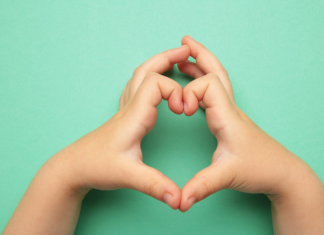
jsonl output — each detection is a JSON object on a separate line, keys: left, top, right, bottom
{"left": 116, "top": 36, "right": 272, "bottom": 212}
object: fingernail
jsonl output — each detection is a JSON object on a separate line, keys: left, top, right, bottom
{"left": 164, "top": 193, "right": 174, "bottom": 208}
{"left": 187, "top": 197, "right": 196, "bottom": 209}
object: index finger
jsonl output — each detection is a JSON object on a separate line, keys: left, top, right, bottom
{"left": 181, "top": 35, "right": 234, "bottom": 101}
{"left": 128, "top": 45, "right": 190, "bottom": 99}
{"left": 128, "top": 72, "right": 183, "bottom": 136}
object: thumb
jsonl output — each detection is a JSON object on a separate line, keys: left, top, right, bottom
{"left": 180, "top": 160, "right": 235, "bottom": 212}
{"left": 121, "top": 161, "right": 181, "bottom": 210}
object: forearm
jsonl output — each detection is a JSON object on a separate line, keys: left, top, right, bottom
{"left": 2, "top": 158, "right": 87, "bottom": 235}
{"left": 270, "top": 165, "right": 324, "bottom": 235}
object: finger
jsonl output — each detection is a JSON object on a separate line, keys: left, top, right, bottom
{"left": 122, "top": 161, "right": 181, "bottom": 210}
{"left": 199, "top": 101, "right": 207, "bottom": 110}
{"left": 177, "top": 61, "right": 206, "bottom": 109}
{"left": 133, "top": 72, "right": 183, "bottom": 114}
{"left": 177, "top": 60, "right": 205, "bottom": 79}
{"left": 180, "top": 162, "right": 234, "bottom": 212}
{"left": 128, "top": 72, "right": 183, "bottom": 136}
{"left": 123, "top": 79, "right": 131, "bottom": 105}
{"left": 128, "top": 45, "right": 190, "bottom": 100}
{"left": 119, "top": 85, "right": 126, "bottom": 110}
{"left": 181, "top": 35, "right": 234, "bottom": 101}
{"left": 168, "top": 64, "right": 174, "bottom": 71}
{"left": 183, "top": 73, "right": 237, "bottom": 133}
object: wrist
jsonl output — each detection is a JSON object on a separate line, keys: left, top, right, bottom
{"left": 268, "top": 164, "right": 324, "bottom": 234}
{"left": 267, "top": 158, "right": 322, "bottom": 202}
{"left": 2, "top": 155, "right": 88, "bottom": 235}
{"left": 42, "top": 150, "right": 91, "bottom": 199}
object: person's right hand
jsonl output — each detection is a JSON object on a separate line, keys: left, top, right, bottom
{"left": 179, "top": 36, "right": 324, "bottom": 235}
{"left": 2, "top": 45, "right": 191, "bottom": 235}
{"left": 46, "top": 45, "right": 190, "bottom": 209}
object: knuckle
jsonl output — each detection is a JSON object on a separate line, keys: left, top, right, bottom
{"left": 201, "top": 179, "right": 215, "bottom": 197}
{"left": 206, "top": 73, "right": 222, "bottom": 85}
{"left": 207, "top": 72, "right": 220, "bottom": 80}
{"left": 222, "top": 68, "right": 229, "bottom": 76}
{"left": 143, "top": 177, "right": 160, "bottom": 196}
{"left": 218, "top": 68, "right": 229, "bottom": 78}
{"left": 143, "top": 72, "right": 159, "bottom": 83}
{"left": 182, "top": 85, "right": 191, "bottom": 97}
{"left": 145, "top": 71, "right": 157, "bottom": 79}
{"left": 133, "top": 66, "right": 143, "bottom": 77}
{"left": 127, "top": 78, "right": 131, "bottom": 85}
{"left": 193, "top": 174, "right": 215, "bottom": 197}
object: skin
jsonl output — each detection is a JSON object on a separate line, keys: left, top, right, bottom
{"left": 178, "top": 35, "right": 324, "bottom": 235}
{"left": 2, "top": 45, "right": 190, "bottom": 235}
{"left": 3, "top": 36, "right": 324, "bottom": 235}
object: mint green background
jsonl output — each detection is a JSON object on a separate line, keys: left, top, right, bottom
{"left": 1, "top": 1, "right": 323, "bottom": 234}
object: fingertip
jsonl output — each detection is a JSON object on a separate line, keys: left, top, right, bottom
{"left": 167, "top": 45, "right": 190, "bottom": 66}
{"left": 169, "top": 101, "right": 183, "bottom": 115}
{"left": 179, "top": 45, "right": 191, "bottom": 60}
{"left": 188, "top": 197, "right": 196, "bottom": 210}
{"left": 168, "top": 84, "right": 183, "bottom": 115}
{"left": 179, "top": 44, "right": 190, "bottom": 51}
{"left": 164, "top": 193, "right": 173, "bottom": 209}
{"left": 179, "top": 196, "right": 196, "bottom": 212}
{"left": 179, "top": 183, "right": 196, "bottom": 212}
{"left": 168, "top": 93, "right": 183, "bottom": 115}
{"left": 181, "top": 35, "right": 193, "bottom": 45}
{"left": 175, "top": 44, "right": 190, "bottom": 53}
{"left": 183, "top": 102, "right": 189, "bottom": 116}
{"left": 183, "top": 98, "right": 198, "bottom": 116}
{"left": 164, "top": 183, "right": 181, "bottom": 209}
{"left": 164, "top": 192, "right": 180, "bottom": 210}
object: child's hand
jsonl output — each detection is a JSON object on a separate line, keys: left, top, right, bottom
{"left": 179, "top": 36, "right": 324, "bottom": 234}
{"left": 50, "top": 45, "right": 190, "bottom": 209}
{"left": 2, "top": 45, "right": 190, "bottom": 235}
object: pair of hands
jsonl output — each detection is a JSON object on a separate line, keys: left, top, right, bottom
{"left": 4, "top": 36, "right": 324, "bottom": 235}
{"left": 48, "top": 35, "right": 313, "bottom": 213}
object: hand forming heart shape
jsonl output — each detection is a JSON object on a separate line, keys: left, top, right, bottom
{"left": 115, "top": 35, "right": 281, "bottom": 212}
{"left": 5, "top": 35, "right": 323, "bottom": 235}
{"left": 51, "top": 36, "right": 305, "bottom": 216}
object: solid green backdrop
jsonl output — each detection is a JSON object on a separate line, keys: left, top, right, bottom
{"left": 1, "top": 1, "right": 323, "bottom": 234}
